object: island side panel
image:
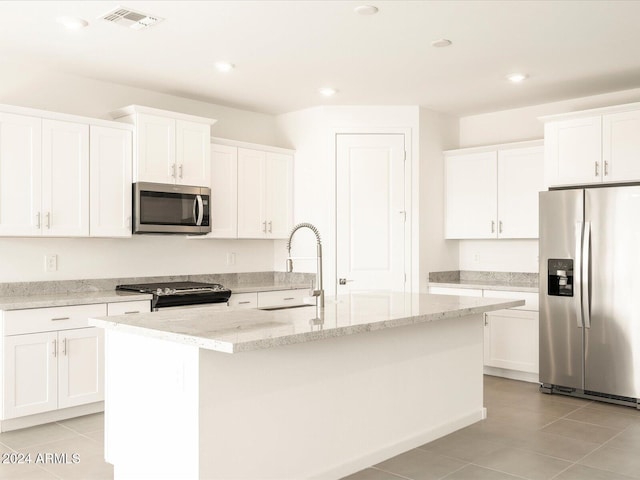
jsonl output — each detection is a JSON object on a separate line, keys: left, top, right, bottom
{"left": 104, "top": 329, "right": 200, "bottom": 480}
{"left": 198, "top": 313, "right": 485, "bottom": 480}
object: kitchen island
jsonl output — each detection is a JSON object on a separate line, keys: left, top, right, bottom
{"left": 89, "top": 292, "right": 523, "bottom": 480}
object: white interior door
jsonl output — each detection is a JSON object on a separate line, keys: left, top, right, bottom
{"left": 337, "top": 134, "right": 406, "bottom": 293}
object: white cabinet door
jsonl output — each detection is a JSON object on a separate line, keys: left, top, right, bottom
{"left": 237, "top": 148, "right": 267, "bottom": 238}
{"left": 42, "top": 119, "right": 89, "bottom": 236}
{"left": 135, "top": 114, "right": 176, "bottom": 183}
{"left": 497, "top": 146, "right": 544, "bottom": 238}
{"left": 265, "top": 152, "right": 293, "bottom": 238}
{"left": 176, "top": 120, "right": 210, "bottom": 186}
{"left": 90, "top": 126, "right": 132, "bottom": 237}
{"left": 0, "top": 112, "right": 42, "bottom": 236}
{"left": 3, "top": 331, "right": 58, "bottom": 419}
{"left": 544, "top": 116, "right": 602, "bottom": 187}
{"left": 484, "top": 309, "right": 539, "bottom": 373}
{"left": 210, "top": 144, "right": 238, "bottom": 238}
{"left": 445, "top": 151, "right": 497, "bottom": 239}
{"left": 58, "top": 328, "right": 104, "bottom": 409}
{"left": 602, "top": 110, "right": 640, "bottom": 183}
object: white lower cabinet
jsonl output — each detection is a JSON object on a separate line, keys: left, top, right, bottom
{"left": 428, "top": 285, "right": 539, "bottom": 380}
{"left": 1, "top": 299, "right": 150, "bottom": 424}
{"left": 483, "top": 309, "right": 538, "bottom": 374}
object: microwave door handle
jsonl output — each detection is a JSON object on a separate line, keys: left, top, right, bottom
{"left": 196, "top": 195, "right": 204, "bottom": 226}
{"left": 192, "top": 197, "right": 198, "bottom": 225}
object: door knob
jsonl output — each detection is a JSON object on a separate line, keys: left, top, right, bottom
{"left": 339, "top": 278, "right": 354, "bottom": 285}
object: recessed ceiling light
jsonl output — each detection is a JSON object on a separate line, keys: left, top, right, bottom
{"left": 506, "top": 73, "right": 528, "bottom": 83}
{"left": 354, "top": 5, "right": 379, "bottom": 15}
{"left": 319, "top": 87, "right": 337, "bottom": 97}
{"left": 214, "top": 62, "right": 235, "bottom": 73}
{"left": 56, "top": 16, "right": 88, "bottom": 30}
{"left": 431, "top": 39, "right": 452, "bottom": 48}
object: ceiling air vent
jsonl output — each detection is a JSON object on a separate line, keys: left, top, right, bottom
{"left": 100, "top": 6, "right": 164, "bottom": 30}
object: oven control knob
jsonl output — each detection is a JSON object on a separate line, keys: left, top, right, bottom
{"left": 156, "top": 288, "right": 164, "bottom": 295}
{"left": 164, "top": 288, "right": 173, "bottom": 295}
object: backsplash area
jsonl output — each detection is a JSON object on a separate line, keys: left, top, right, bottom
{"left": 429, "top": 270, "right": 538, "bottom": 287}
{"left": 0, "top": 272, "right": 315, "bottom": 297}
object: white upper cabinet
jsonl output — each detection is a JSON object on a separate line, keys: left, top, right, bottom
{"left": 0, "top": 112, "right": 42, "bottom": 236}
{"left": 110, "top": 105, "right": 216, "bottom": 187}
{"left": 497, "top": 146, "right": 545, "bottom": 238}
{"left": 542, "top": 102, "right": 640, "bottom": 187}
{"left": 445, "top": 151, "right": 497, "bottom": 239}
{"left": 237, "top": 148, "right": 293, "bottom": 239}
{"left": 209, "top": 143, "right": 238, "bottom": 238}
{"left": 602, "top": 109, "right": 640, "bottom": 183}
{"left": 544, "top": 116, "right": 602, "bottom": 187}
{"left": 445, "top": 141, "right": 544, "bottom": 240}
{"left": 42, "top": 119, "right": 89, "bottom": 237}
{"left": 90, "top": 126, "right": 133, "bottom": 237}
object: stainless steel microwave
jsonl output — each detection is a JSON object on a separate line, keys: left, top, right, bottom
{"left": 133, "top": 182, "right": 211, "bottom": 235}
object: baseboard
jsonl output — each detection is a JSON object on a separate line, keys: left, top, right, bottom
{"left": 484, "top": 366, "right": 539, "bottom": 383}
{"left": 0, "top": 402, "right": 104, "bottom": 432}
{"left": 310, "top": 408, "right": 485, "bottom": 480}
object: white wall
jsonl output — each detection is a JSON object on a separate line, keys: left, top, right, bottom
{"left": 418, "top": 108, "right": 459, "bottom": 290}
{"left": 0, "top": 65, "right": 281, "bottom": 282}
{"left": 457, "top": 86, "right": 640, "bottom": 273}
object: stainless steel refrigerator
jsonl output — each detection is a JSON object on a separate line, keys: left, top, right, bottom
{"left": 539, "top": 185, "right": 640, "bottom": 408}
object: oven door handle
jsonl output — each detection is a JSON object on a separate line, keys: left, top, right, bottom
{"left": 195, "top": 195, "right": 204, "bottom": 226}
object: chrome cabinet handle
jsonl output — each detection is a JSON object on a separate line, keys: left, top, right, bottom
{"left": 498, "top": 221, "right": 503, "bottom": 234}
{"left": 604, "top": 161, "right": 609, "bottom": 176}
{"left": 284, "top": 297, "right": 295, "bottom": 301}
{"left": 238, "top": 301, "right": 251, "bottom": 305}
{"left": 124, "top": 311, "right": 139, "bottom": 314}
{"left": 36, "top": 212, "right": 41, "bottom": 229}
{"left": 171, "top": 164, "right": 176, "bottom": 178}
{"left": 491, "top": 220, "right": 495, "bottom": 233}
{"left": 262, "top": 221, "right": 267, "bottom": 233}
{"left": 51, "top": 316, "right": 70, "bottom": 321}
{"left": 46, "top": 212, "right": 51, "bottom": 229}
{"left": 484, "top": 313, "right": 488, "bottom": 326}
{"left": 268, "top": 221, "right": 272, "bottom": 233}
{"left": 52, "top": 339, "right": 57, "bottom": 357}
{"left": 595, "top": 161, "right": 599, "bottom": 177}
{"left": 62, "top": 338, "right": 67, "bottom": 356}
{"left": 179, "top": 164, "right": 183, "bottom": 179}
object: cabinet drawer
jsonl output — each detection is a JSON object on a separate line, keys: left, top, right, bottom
{"left": 3, "top": 304, "right": 107, "bottom": 336}
{"left": 428, "top": 286, "right": 483, "bottom": 297}
{"left": 257, "top": 289, "right": 308, "bottom": 308}
{"left": 107, "top": 300, "right": 151, "bottom": 316}
{"left": 228, "top": 293, "right": 258, "bottom": 309}
{"left": 483, "top": 290, "right": 538, "bottom": 311}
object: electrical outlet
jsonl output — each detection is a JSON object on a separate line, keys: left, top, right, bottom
{"left": 45, "top": 254, "right": 58, "bottom": 272}
{"left": 226, "top": 252, "right": 236, "bottom": 266}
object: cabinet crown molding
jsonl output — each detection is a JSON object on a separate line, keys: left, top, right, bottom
{"left": 539, "top": 101, "right": 640, "bottom": 123}
{"left": 444, "top": 139, "right": 542, "bottom": 156}
{"left": 109, "top": 105, "right": 217, "bottom": 126}
{"left": 0, "top": 103, "right": 133, "bottom": 130}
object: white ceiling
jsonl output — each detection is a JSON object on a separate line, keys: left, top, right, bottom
{"left": 2, "top": 1, "right": 640, "bottom": 116}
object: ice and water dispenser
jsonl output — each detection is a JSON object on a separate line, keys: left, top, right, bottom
{"left": 548, "top": 259, "right": 574, "bottom": 296}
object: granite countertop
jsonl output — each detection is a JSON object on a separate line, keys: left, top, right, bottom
{"left": 428, "top": 271, "right": 539, "bottom": 293}
{"left": 0, "top": 291, "right": 153, "bottom": 311}
{"left": 89, "top": 292, "right": 523, "bottom": 354}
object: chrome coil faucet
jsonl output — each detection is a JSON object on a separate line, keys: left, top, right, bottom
{"left": 286, "top": 223, "right": 324, "bottom": 317}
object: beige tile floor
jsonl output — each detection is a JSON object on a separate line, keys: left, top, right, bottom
{"left": 344, "top": 375, "right": 640, "bottom": 480}
{"left": 2, "top": 376, "right": 639, "bottom": 479}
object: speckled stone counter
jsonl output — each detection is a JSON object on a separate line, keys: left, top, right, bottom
{"left": 0, "top": 291, "right": 152, "bottom": 310}
{"left": 89, "top": 292, "right": 523, "bottom": 353}
{"left": 428, "top": 270, "right": 539, "bottom": 293}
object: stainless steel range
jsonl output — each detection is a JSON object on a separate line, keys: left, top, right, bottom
{"left": 116, "top": 281, "right": 232, "bottom": 311}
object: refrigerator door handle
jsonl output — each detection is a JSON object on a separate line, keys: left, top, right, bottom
{"left": 575, "top": 221, "right": 584, "bottom": 328}
{"left": 582, "top": 221, "right": 591, "bottom": 328}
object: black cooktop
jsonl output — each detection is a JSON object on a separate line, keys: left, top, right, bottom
{"left": 117, "top": 281, "right": 232, "bottom": 309}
